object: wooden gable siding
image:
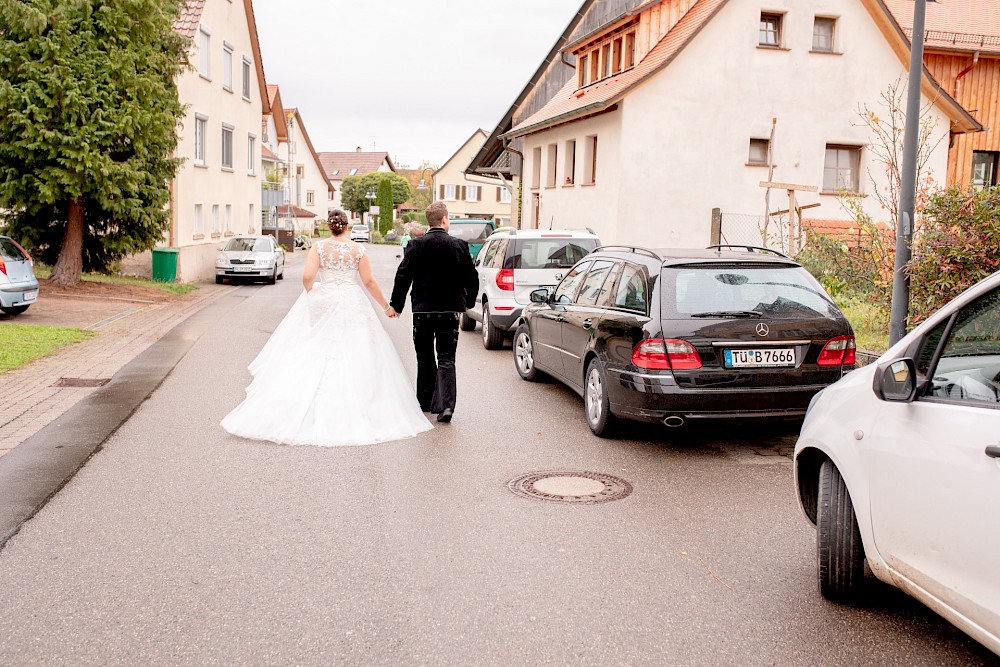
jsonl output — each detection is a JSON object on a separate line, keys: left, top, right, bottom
{"left": 924, "top": 52, "right": 1000, "bottom": 188}
{"left": 636, "top": 0, "right": 697, "bottom": 64}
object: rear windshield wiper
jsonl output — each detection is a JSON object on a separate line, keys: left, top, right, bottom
{"left": 690, "top": 310, "right": 763, "bottom": 318}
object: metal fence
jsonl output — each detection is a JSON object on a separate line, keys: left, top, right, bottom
{"left": 718, "top": 211, "right": 805, "bottom": 255}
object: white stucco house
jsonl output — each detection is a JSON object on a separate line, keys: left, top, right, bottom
{"left": 504, "top": 0, "right": 981, "bottom": 250}
{"left": 317, "top": 149, "right": 394, "bottom": 222}
{"left": 170, "top": 0, "right": 268, "bottom": 281}
{"left": 434, "top": 129, "right": 514, "bottom": 225}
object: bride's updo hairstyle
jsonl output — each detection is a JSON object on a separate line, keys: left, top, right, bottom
{"left": 328, "top": 209, "right": 349, "bottom": 235}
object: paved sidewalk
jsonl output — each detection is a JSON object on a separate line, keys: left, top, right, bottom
{"left": 0, "top": 282, "right": 232, "bottom": 457}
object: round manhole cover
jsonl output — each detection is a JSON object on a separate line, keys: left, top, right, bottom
{"left": 507, "top": 471, "right": 633, "bottom": 504}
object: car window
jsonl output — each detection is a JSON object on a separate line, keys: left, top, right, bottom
{"left": 668, "top": 265, "right": 836, "bottom": 319}
{"left": 448, "top": 222, "right": 493, "bottom": 243}
{"left": 224, "top": 238, "right": 263, "bottom": 252}
{"left": 926, "top": 288, "right": 1000, "bottom": 405}
{"left": 576, "top": 260, "right": 615, "bottom": 306}
{"left": 508, "top": 238, "right": 598, "bottom": 269}
{"left": 489, "top": 238, "right": 509, "bottom": 269}
{"left": 916, "top": 319, "right": 949, "bottom": 377}
{"left": 595, "top": 262, "right": 624, "bottom": 308}
{"left": 479, "top": 240, "right": 498, "bottom": 267}
{"left": 0, "top": 238, "right": 28, "bottom": 262}
{"left": 614, "top": 264, "right": 648, "bottom": 313}
{"left": 553, "top": 260, "right": 592, "bottom": 304}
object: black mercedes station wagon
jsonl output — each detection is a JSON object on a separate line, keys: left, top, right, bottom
{"left": 512, "top": 245, "right": 856, "bottom": 436}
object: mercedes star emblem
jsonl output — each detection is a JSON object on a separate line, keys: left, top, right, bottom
{"left": 755, "top": 323, "right": 770, "bottom": 336}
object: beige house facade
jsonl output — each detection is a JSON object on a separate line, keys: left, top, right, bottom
{"left": 170, "top": 0, "right": 268, "bottom": 281}
{"left": 318, "top": 150, "right": 394, "bottom": 223}
{"left": 435, "top": 130, "right": 513, "bottom": 224}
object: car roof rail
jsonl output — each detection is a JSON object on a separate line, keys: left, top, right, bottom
{"left": 594, "top": 245, "right": 663, "bottom": 261}
{"left": 705, "top": 244, "right": 790, "bottom": 259}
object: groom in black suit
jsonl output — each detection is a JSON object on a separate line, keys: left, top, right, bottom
{"left": 388, "top": 201, "right": 479, "bottom": 423}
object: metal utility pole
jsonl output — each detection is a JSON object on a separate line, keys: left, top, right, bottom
{"left": 889, "top": 0, "right": 927, "bottom": 346}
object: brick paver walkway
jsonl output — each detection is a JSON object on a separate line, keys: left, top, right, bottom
{"left": 0, "top": 283, "right": 231, "bottom": 457}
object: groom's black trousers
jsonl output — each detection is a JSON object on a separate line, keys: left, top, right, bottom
{"left": 412, "top": 312, "right": 460, "bottom": 413}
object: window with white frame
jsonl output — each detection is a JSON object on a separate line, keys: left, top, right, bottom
{"left": 546, "top": 143, "right": 558, "bottom": 187}
{"left": 225, "top": 204, "right": 232, "bottom": 232}
{"left": 306, "top": 190, "right": 315, "bottom": 206}
{"left": 465, "top": 185, "right": 479, "bottom": 202}
{"left": 972, "top": 151, "right": 999, "bottom": 189}
{"left": 221, "top": 124, "right": 233, "bottom": 169}
{"left": 194, "top": 203, "right": 204, "bottom": 236}
{"left": 531, "top": 146, "right": 542, "bottom": 188}
{"left": 443, "top": 184, "right": 457, "bottom": 200}
{"left": 211, "top": 204, "right": 220, "bottom": 233}
{"left": 242, "top": 57, "right": 251, "bottom": 99}
{"left": 564, "top": 139, "right": 577, "bottom": 184}
{"left": 813, "top": 17, "right": 836, "bottom": 52}
{"left": 249, "top": 203, "right": 255, "bottom": 232}
{"left": 499, "top": 187, "right": 512, "bottom": 204}
{"left": 198, "top": 27, "right": 211, "bottom": 78}
{"left": 759, "top": 13, "right": 782, "bottom": 47}
{"left": 222, "top": 43, "right": 233, "bottom": 90}
{"left": 194, "top": 114, "right": 207, "bottom": 165}
{"left": 748, "top": 138, "right": 770, "bottom": 165}
{"left": 583, "top": 135, "right": 598, "bottom": 184}
{"left": 823, "top": 145, "right": 861, "bottom": 192}
{"left": 247, "top": 134, "right": 255, "bottom": 173}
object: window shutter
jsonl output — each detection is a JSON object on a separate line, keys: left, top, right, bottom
{"left": 460, "top": 186, "right": 466, "bottom": 201}
{"left": 439, "top": 184, "right": 444, "bottom": 199}
{"left": 496, "top": 187, "right": 501, "bottom": 202}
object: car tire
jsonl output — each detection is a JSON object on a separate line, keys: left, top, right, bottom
{"left": 267, "top": 267, "right": 277, "bottom": 285}
{"left": 0, "top": 304, "right": 29, "bottom": 315}
{"left": 460, "top": 310, "right": 476, "bottom": 331}
{"left": 584, "top": 358, "right": 617, "bottom": 437}
{"left": 215, "top": 276, "right": 224, "bottom": 285}
{"left": 482, "top": 304, "right": 504, "bottom": 350}
{"left": 513, "top": 324, "right": 543, "bottom": 381}
{"left": 278, "top": 265, "right": 284, "bottom": 280}
{"left": 817, "top": 460, "right": 866, "bottom": 602}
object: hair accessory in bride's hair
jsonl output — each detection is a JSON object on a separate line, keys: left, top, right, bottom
{"left": 328, "top": 209, "right": 349, "bottom": 234}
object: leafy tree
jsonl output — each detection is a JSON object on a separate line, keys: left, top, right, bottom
{"left": 0, "top": 0, "right": 187, "bottom": 285}
{"left": 340, "top": 172, "right": 412, "bottom": 219}
{"left": 376, "top": 177, "right": 393, "bottom": 236}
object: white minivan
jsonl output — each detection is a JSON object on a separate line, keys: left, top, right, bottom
{"left": 462, "top": 228, "right": 600, "bottom": 349}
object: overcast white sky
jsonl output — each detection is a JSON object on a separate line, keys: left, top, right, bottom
{"left": 251, "top": 0, "right": 582, "bottom": 168}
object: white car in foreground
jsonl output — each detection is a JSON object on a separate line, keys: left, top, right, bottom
{"left": 794, "top": 271, "right": 1000, "bottom": 655}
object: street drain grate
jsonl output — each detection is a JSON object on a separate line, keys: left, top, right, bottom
{"left": 52, "top": 378, "right": 112, "bottom": 388}
{"left": 507, "top": 471, "right": 633, "bottom": 504}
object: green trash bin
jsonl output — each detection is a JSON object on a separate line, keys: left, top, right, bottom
{"left": 151, "top": 247, "right": 179, "bottom": 283}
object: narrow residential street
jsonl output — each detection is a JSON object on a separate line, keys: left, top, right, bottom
{"left": 0, "top": 244, "right": 995, "bottom": 666}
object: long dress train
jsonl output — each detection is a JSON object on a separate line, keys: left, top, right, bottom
{"left": 220, "top": 240, "right": 433, "bottom": 446}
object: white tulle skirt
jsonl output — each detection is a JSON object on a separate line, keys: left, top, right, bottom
{"left": 221, "top": 282, "right": 433, "bottom": 446}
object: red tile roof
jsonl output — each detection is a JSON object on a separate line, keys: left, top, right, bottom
{"left": 884, "top": 0, "right": 1000, "bottom": 54}
{"left": 277, "top": 205, "right": 317, "bottom": 219}
{"left": 173, "top": 0, "right": 205, "bottom": 38}
{"left": 318, "top": 152, "right": 395, "bottom": 181}
{"left": 261, "top": 145, "right": 278, "bottom": 160}
{"left": 509, "top": 0, "right": 728, "bottom": 137}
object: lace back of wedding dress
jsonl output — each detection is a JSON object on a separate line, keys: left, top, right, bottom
{"left": 318, "top": 240, "right": 365, "bottom": 284}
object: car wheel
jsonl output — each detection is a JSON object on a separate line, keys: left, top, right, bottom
{"left": 817, "top": 460, "right": 866, "bottom": 602}
{"left": 460, "top": 310, "right": 476, "bottom": 331}
{"left": 278, "top": 264, "right": 284, "bottom": 280}
{"left": 482, "top": 304, "right": 504, "bottom": 350}
{"left": 584, "top": 358, "right": 616, "bottom": 437}
{"left": 215, "top": 276, "right": 224, "bottom": 285}
{"left": 513, "top": 324, "right": 543, "bottom": 381}
{"left": 0, "top": 304, "right": 29, "bottom": 315}
{"left": 267, "top": 267, "right": 277, "bottom": 285}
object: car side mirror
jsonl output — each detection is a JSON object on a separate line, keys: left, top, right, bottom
{"left": 530, "top": 288, "right": 549, "bottom": 303}
{"left": 874, "top": 357, "right": 917, "bottom": 402}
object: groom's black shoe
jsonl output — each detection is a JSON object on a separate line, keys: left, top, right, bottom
{"left": 436, "top": 408, "right": 453, "bottom": 423}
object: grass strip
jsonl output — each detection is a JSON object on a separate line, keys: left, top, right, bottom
{"left": 33, "top": 266, "right": 198, "bottom": 295}
{"left": 0, "top": 324, "right": 95, "bottom": 373}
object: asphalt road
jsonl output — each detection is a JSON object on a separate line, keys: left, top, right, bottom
{"left": 0, "top": 244, "right": 996, "bottom": 666}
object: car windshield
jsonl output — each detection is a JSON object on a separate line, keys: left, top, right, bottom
{"left": 0, "top": 238, "right": 28, "bottom": 261}
{"left": 666, "top": 265, "right": 838, "bottom": 319}
{"left": 353, "top": 225, "right": 368, "bottom": 231}
{"left": 448, "top": 222, "right": 493, "bottom": 242}
{"left": 508, "top": 238, "right": 598, "bottom": 269}
{"left": 225, "top": 238, "right": 272, "bottom": 253}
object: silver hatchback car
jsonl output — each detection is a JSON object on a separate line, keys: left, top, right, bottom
{"left": 215, "top": 235, "right": 285, "bottom": 285}
{"left": 0, "top": 235, "right": 39, "bottom": 315}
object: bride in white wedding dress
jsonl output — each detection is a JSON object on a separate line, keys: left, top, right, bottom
{"left": 221, "top": 210, "right": 433, "bottom": 446}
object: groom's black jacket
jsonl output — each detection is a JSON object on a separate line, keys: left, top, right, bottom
{"left": 390, "top": 227, "right": 479, "bottom": 313}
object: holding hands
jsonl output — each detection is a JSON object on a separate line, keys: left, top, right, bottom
{"left": 384, "top": 306, "right": 399, "bottom": 319}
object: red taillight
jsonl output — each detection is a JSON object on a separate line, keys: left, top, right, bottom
{"left": 0, "top": 260, "right": 5, "bottom": 275}
{"left": 632, "top": 338, "right": 702, "bottom": 370}
{"left": 817, "top": 335, "right": 857, "bottom": 366}
{"left": 496, "top": 268, "right": 514, "bottom": 291}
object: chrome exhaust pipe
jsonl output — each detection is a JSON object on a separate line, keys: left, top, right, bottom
{"left": 663, "top": 415, "right": 685, "bottom": 428}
